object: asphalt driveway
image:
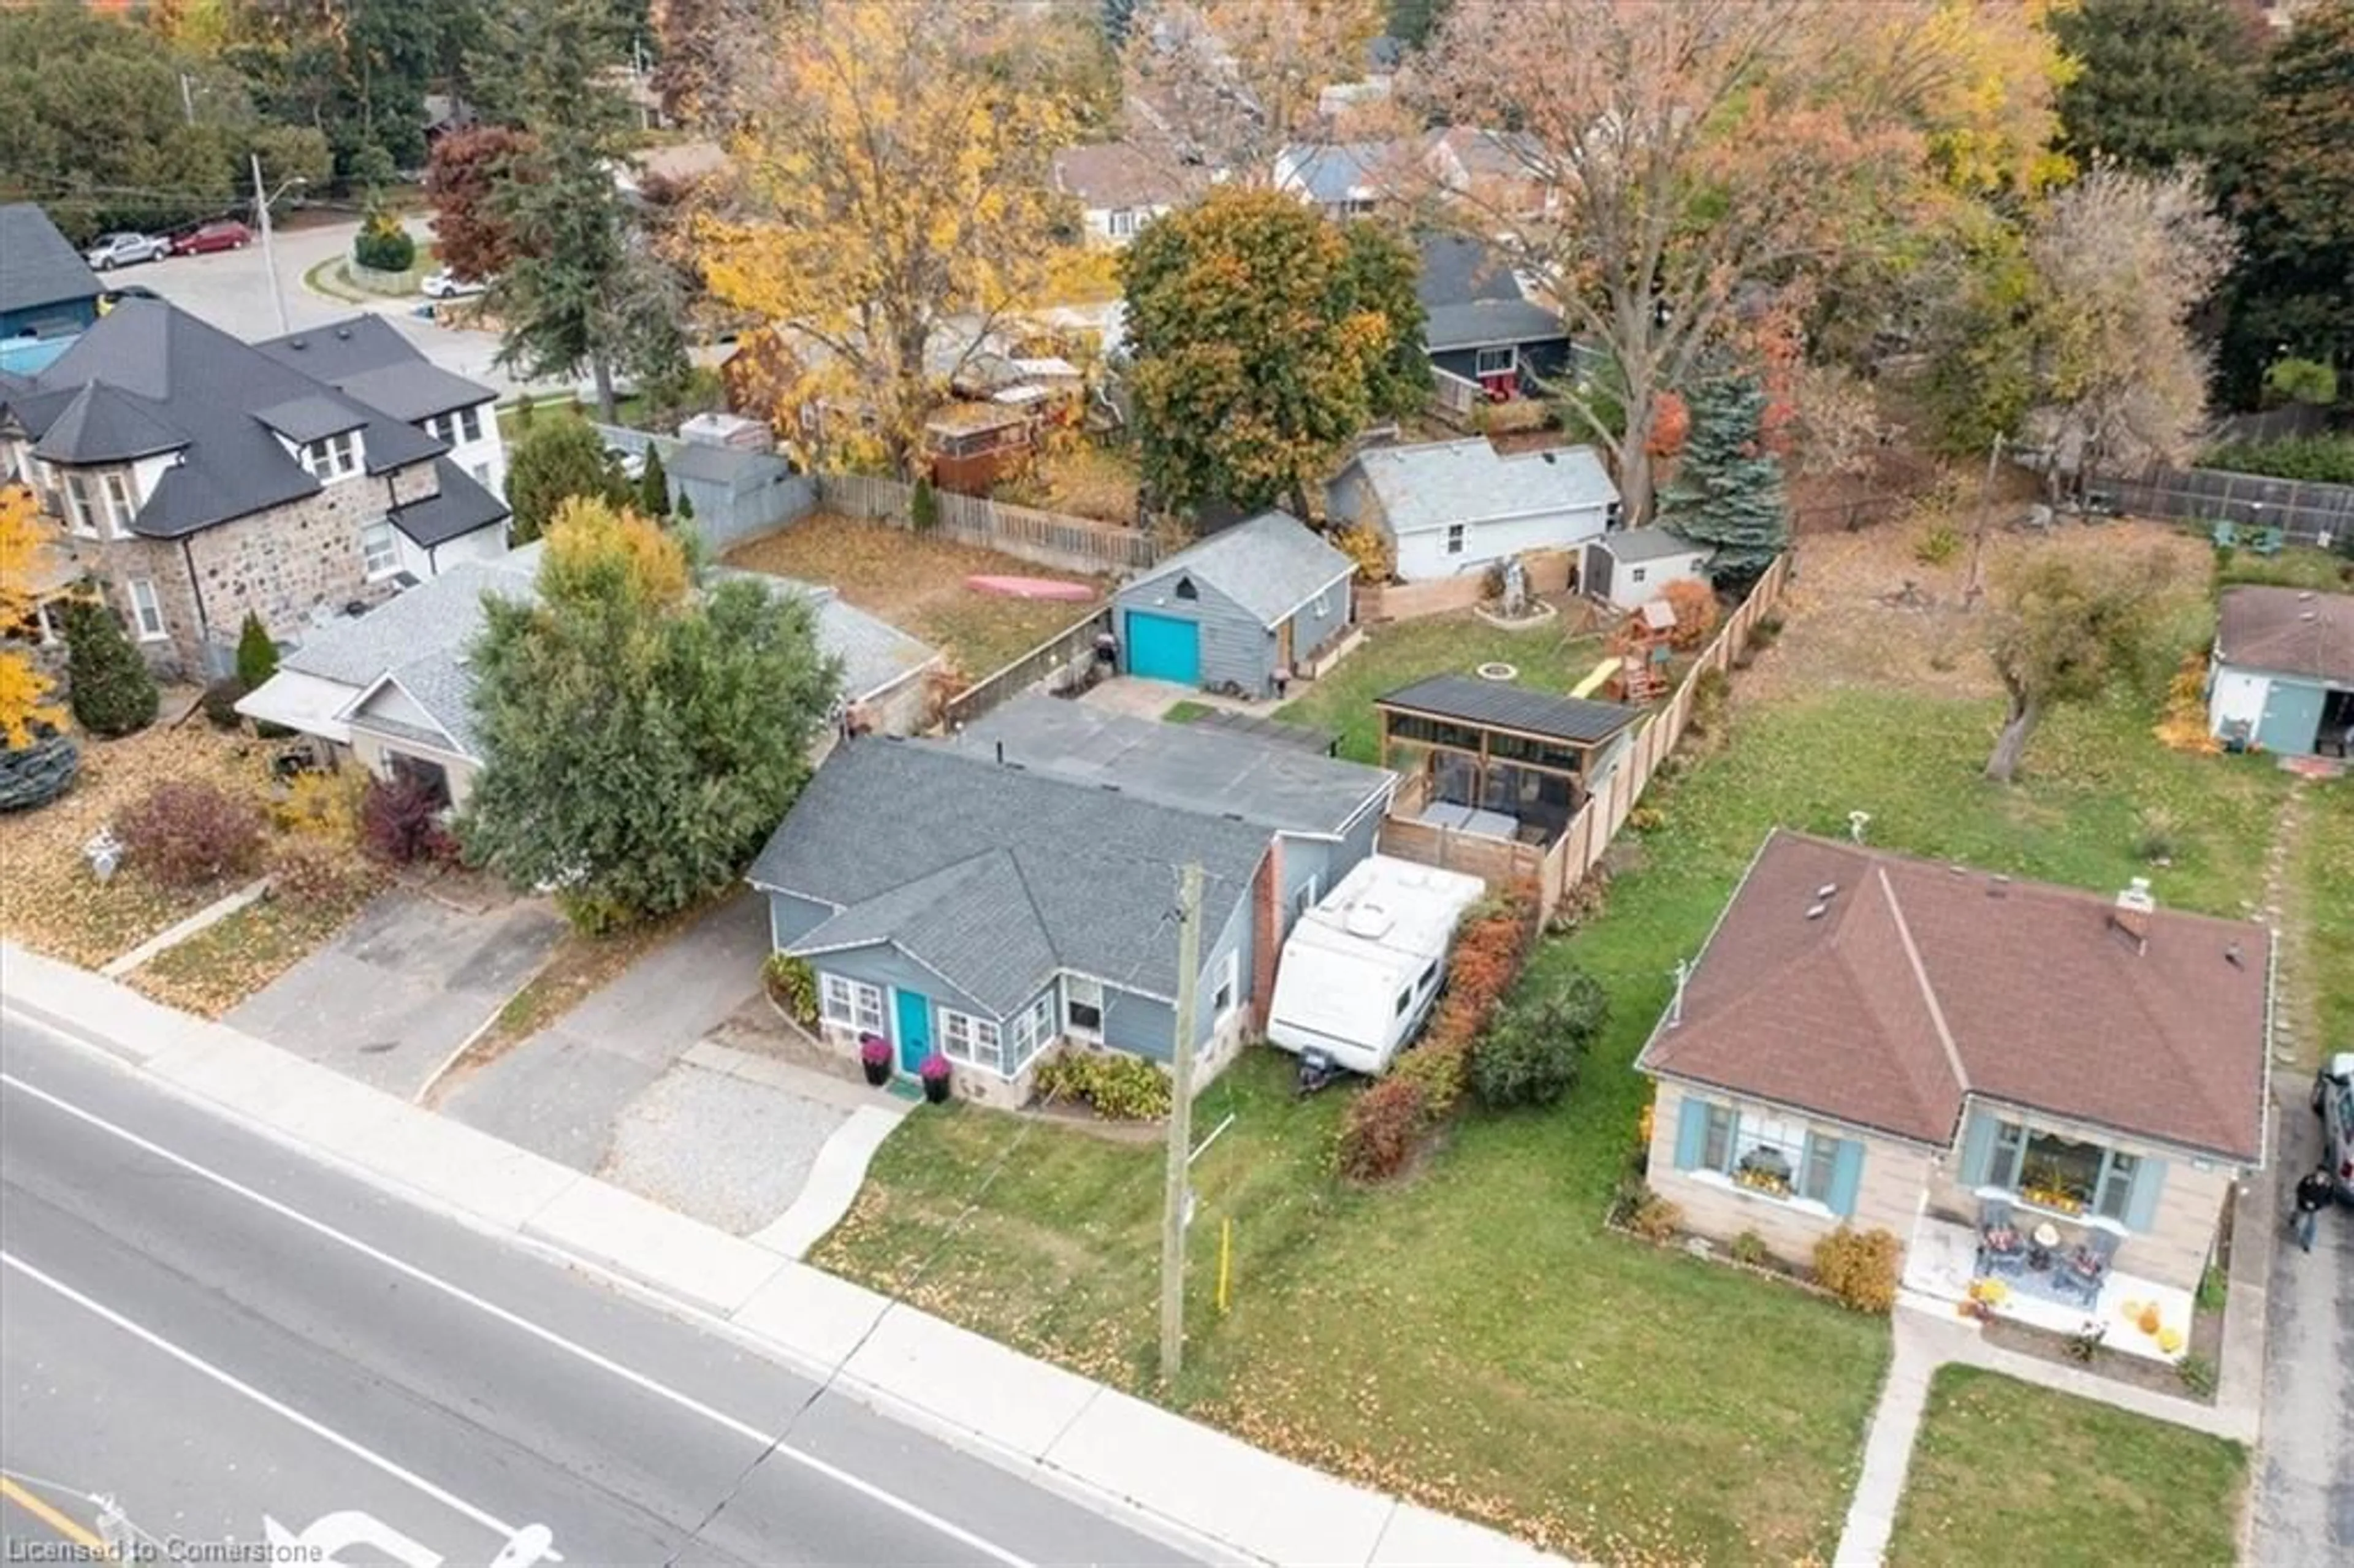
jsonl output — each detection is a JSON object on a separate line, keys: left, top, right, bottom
{"left": 2250, "top": 1087, "right": 2354, "bottom": 1564}
{"left": 225, "top": 889, "right": 566, "bottom": 1100}
{"left": 437, "top": 892, "right": 773, "bottom": 1171}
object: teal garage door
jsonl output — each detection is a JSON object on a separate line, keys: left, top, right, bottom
{"left": 1125, "top": 611, "right": 1201, "bottom": 685}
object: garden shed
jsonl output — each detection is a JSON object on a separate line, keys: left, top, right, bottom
{"left": 1582, "top": 528, "right": 1714, "bottom": 609}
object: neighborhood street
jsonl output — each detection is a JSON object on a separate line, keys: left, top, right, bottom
{"left": 0, "top": 1014, "right": 1190, "bottom": 1568}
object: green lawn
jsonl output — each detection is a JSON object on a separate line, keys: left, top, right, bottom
{"left": 2304, "top": 786, "right": 2354, "bottom": 1064}
{"left": 816, "top": 611, "right": 2291, "bottom": 1562}
{"left": 1162, "top": 699, "right": 1212, "bottom": 723}
{"left": 1887, "top": 1366, "right": 2246, "bottom": 1568}
{"left": 1276, "top": 611, "right": 1610, "bottom": 764}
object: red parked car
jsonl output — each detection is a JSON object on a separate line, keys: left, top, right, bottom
{"left": 171, "top": 220, "right": 253, "bottom": 256}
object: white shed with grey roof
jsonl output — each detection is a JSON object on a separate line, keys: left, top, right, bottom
{"left": 1111, "top": 511, "right": 1354, "bottom": 698}
{"left": 1582, "top": 527, "right": 1713, "bottom": 609}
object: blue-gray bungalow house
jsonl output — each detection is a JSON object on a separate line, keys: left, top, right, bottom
{"left": 748, "top": 705, "right": 1396, "bottom": 1105}
{"left": 1112, "top": 511, "right": 1355, "bottom": 698}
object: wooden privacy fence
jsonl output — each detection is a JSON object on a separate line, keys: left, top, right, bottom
{"left": 819, "top": 473, "right": 1162, "bottom": 575}
{"left": 1355, "top": 549, "right": 1577, "bottom": 623}
{"left": 1378, "top": 815, "right": 1550, "bottom": 887}
{"left": 935, "top": 607, "right": 1113, "bottom": 732}
{"left": 1533, "top": 553, "right": 1793, "bottom": 921}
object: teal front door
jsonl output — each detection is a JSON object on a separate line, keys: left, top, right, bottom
{"left": 1125, "top": 610, "right": 1202, "bottom": 685}
{"left": 893, "top": 988, "right": 932, "bottom": 1074}
{"left": 2256, "top": 677, "right": 2326, "bottom": 756}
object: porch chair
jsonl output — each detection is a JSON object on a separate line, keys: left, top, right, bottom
{"left": 1976, "top": 1197, "right": 2027, "bottom": 1279}
{"left": 2209, "top": 519, "right": 2239, "bottom": 550}
{"left": 2251, "top": 526, "right": 2286, "bottom": 557}
{"left": 2053, "top": 1228, "right": 2120, "bottom": 1307}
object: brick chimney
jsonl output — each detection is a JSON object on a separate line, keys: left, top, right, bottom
{"left": 2109, "top": 877, "right": 2155, "bottom": 953}
{"left": 1249, "top": 839, "right": 1283, "bottom": 1033}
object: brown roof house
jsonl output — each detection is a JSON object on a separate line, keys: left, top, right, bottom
{"left": 1636, "top": 830, "right": 2271, "bottom": 1329}
{"left": 2205, "top": 584, "right": 2354, "bottom": 759}
{"left": 1050, "top": 141, "right": 1202, "bottom": 248}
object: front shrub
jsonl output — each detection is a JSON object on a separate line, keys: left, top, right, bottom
{"left": 354, "top": 210, "right": 417, "bottom": 273}
{"left": 118, "top": 780, "right": 266, "bottom": 888}
{"left": 272, "top": 770, "right": 363, "bottom": 842}
{"left": 200, "top": 678, "right": 248, "bottom": 731}
{"left": 1470, "top": 966, "right": 1608, "bottom": 1109}
{"left": 1914, "top": 523, "right": 1963, "bottom": 566}
{"left": 1813, "top": 1224, "right": 1901, "bottom": 1314}
{"left": 359, "top": 774, "right": 455, "bottom": 865}
{"left": 1615, "top": 1179, "right": 1683, "bottom": 1243}
{"left": 1331, "top": 523, "right": 1394, "bottom": 583}
{"left": 1729, "top": 1230, "right": 1770, "bottom": 1268}
{"left": 763, "top": 953, "right": 818, "bottom": 1027}
{"left": 63, "top": 596, "right": 158, "bottom": 738}
{"left": 1334, "top": 1075, "right": 1429, "bottom": 1182}
{"left": 235, "top": 612, "right": 279, "bottom": 691}
{"left": 1033, "top": 1048, "right": 1172, "bottom": 1120}
{"left": 909, "top": 476, "right": 940, "bottom": 532}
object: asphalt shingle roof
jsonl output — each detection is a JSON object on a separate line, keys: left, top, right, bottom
{"left": 748, "top": 740, "right": 1269, "bottom": 1011}
{"left": 1277, "top": 142, "right": 1399, "bottom": 205}
{"left": 1597, "top": 526, "right": 1708, "bottom": 564}
{"left": 1378, "top": 674, "right": 1642, "bottom": 745}
{"left": 2216, "top": 585, "right": 2354, "bottom": 684}
{"left": 1638, "top": 831, "right": 2270, "bottom": 1161}
{"left": 3, "top": 301, "right": 446, "bottom": 538}
{"left": 0, "top": 204, "right": 103, "bottom": 319}
{"left": 1339, "top": 438, "right": 1617, "bottom": 535}
{"left": 1121, "top": 511, "right": 1352, "bottom": 626}
{"left": 29, "top": 382, "right": 186, "bottom": 463}
{"left": 255, "top": 393, "right": 368, "bottom": 443}
{"left": 942, "top": 695, "right": 1390, "bottom": 837}
{"left": 390, "top": 458, "right": 511, "bottom": 549}
{"left": 254, "top": 316, "right": 489, "bottom": 412}
{"left": 1051, "top": 141, "right": 1197, "bottom": 210}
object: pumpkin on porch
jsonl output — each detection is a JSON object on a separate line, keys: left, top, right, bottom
{"left": 2138, "top": 1303, "right": 2162, "bottom": 1336}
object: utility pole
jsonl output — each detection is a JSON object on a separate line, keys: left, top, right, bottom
{"left": 179, "top": 72, "right": 196, "bottom": 126}
{"left": 1965, "top": 430, "right": 2004, "bottom": 607}
{"left": 252, "top": 154, "right": 289, "bottom": 338}
{"left": 1158, "top": 861, "right": 1205, "bottom": 1389}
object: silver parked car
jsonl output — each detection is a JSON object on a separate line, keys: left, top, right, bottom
{"left": 2315, "top": 1052, "right": 2354, "bottom": 1200}
{"left": 85, "top": 231, "right": 170, "bottom": 269}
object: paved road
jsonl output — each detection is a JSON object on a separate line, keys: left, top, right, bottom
{"left": 105, "top": 215, "right": 546, "bottom": 399}
{"left": 0, "top": 1014, "right": 1189, "bottom": 1567}
{"left": 2250, "top": 1087, "right": 2354, "bottom": 1566}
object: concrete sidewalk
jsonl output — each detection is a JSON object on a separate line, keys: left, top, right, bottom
{"left": 1, "top": 942, "right": 1561, "bottom": 1568}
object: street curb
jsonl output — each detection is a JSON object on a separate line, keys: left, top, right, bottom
{"left": 1, "top": 950, "right": 1566, "bottom": 1568}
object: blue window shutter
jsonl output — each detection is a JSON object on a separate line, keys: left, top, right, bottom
{"left": 1672, "top": 1095, "right": 1707, "bottom": 1171}
{"left": 1827, "top": 1139, "right": 1865, "bottom": 1219}
{"left": 1958, "top": 1111, "right": 1997, "bottom": 1188}
{"left": 2125, "top": 1155, "right": 2168, "bottom": 1232}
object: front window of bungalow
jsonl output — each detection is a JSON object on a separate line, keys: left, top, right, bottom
{"left": 1064, "top": 977, "right": 1104, "bottom": 1039}
{"left": 1108, "top": 208, "right": 1137, "bottom": 238}
{"left": 941, "top": 1009, "right": 1002, "bottom": 1073}
{"left": 819, "top": 973, "right": 885, "bottom": 1035}
{"left": 1986, "top": 1119, "right": 2139, "bottom": 1223}
{"left": 1006, "top": 993, "right": 1056, "bottom": 1073}
{"left": 101, "top": 470, "right": 136, "bottom": 535}
{"left": 63, "top": 471, "right": 101, "bottom": 538}
{"left": 1699, "top": 1104, "right": 1839, "bottom": 1205}
{"left": 1211, "top": 950, "right": 1238, "bottom": 1019}
{"left": 1474, "top": 346, "right": 1518, "bottom": 379}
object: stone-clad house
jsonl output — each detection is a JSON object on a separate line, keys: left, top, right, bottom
{"left": 0, "top": 300, "right": 509, "bottom": 679}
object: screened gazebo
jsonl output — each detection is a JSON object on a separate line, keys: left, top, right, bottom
{"left": 1375, "top": 675, "right": 1642, "bottom": 844}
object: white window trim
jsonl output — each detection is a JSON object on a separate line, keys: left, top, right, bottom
{"left": 1064, "top": 976, "right": 1105, "bottom": 1041}
{"left": 1007, "top": 992, "right": 1056, "bottom": 1073}
{"left": 304, "top": 430, "right": 359, "bottom": 481}
{"left": 359, "top": 519, "right": 400, "bottom": 581}
{"left": 1211, "top": 949, "right": 1240, "bottom": 1021}
{"left": 1107, "top": 208, "right": 1137, "bottom": 238}
{"left": 62, "top": 471, "right": 100, "bottom": 539}
{"left": 126, "top": 578, "right": 166, "bottom": 642}
{"left": 1687, "top": 1166, "right": 1838, "bottom": 1221}
{"left": 818, "top": 973, "right": 886, "bottom": 1035}
{"left": 1474, "top": 345, "right": 1518, "bottom": 378}
{"left": 1444, "top": 523, "right": 1466, "bottom": 556}
{"left": 100, "top": 470, "right": 137, "bottom": 536}
{"left": 1312, "top": 588, "right": 1331, "bottom": 617}
{"left": 940, "top": 1007, "right": 1004, "bottom": 1074}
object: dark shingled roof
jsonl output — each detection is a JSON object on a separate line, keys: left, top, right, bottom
{"left": 390, "top": 458, "right": 509, "bottom": 549}
{"left": 1416, "top": 234, "right": 1567, "bottom": 352}
{"left": 2216, "top": 585, "right": 2354, "bottom": 685}
{"left": 29, "top": 382, "right": 186, "bottom": 463}
{"left": 0, "top": 204, "right": 104, "bottom": 320}
{"left": 255, "top": 393, "right": 368, "bottom": 444}
{"left": 747, "top": 740, "right": 1269, "bottom": 1014}
{"left": 1638, "top": 831, "right": 2269, "bottom": 1161}
{"left": 1, "top": 300, "right": 444, "bottom": 538}
{"left": 255, "top": 315, "right": 494, "bottom": 422}
{"left": 1378, "top": 674, "right": 1642, "bottom": 745}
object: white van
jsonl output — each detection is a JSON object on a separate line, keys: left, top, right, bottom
{"left": 1266, "top": 856, "right": 1488, "bottom": 1077}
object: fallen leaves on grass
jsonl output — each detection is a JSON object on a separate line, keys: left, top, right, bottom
{"left": 127, "top": 870, "right": 386, "bottom": 1018}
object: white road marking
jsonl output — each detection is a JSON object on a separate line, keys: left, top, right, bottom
{"left": 0, "top": 1067, "right": 1038, "bottom": 1568}
{"left": 1, "top": 1250, "right": 525, "bottom": 1546}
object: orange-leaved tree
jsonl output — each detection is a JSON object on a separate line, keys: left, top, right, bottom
{"left": 0, "top": 484, "right": 66, "bottom": 750}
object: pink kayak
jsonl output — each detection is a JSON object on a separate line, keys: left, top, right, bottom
{"left": 966, "top": 574, "right": 1097, "bottom": 601}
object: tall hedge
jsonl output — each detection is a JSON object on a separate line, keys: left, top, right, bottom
{"left": 63, "top": 595, "right": 158, "bottom": 737}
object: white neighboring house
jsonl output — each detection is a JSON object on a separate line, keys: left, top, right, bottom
{"left": 256, "top": 314, "right": 511, "bottom": 511}
{"left": 1326, "top": 436, "right": 1621, "bottom": 580}
{"left": 1266, "top": 855, "right": 1487, "bottom": 1076}
{"left": 1582, "top": 527, "right": 1715, "bottom": 609}
{"left": 238, "top": 552, "right": 943, "bottom": 809}
{"left": 1049, "top": 141, "right": 1198, "bottom": 248}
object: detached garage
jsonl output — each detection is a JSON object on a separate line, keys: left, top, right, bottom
{"left": 2207, "top": 585, "right": 2354, "bottom": 759}
{"left": 1114, "top": 512, "right": 1354, "bottom": 699}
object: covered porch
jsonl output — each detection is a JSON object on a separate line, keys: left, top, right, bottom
{"left": 1902, "top": 1212, "right": 2195, "bottom": 1365}
{"left": 1375, "top": 674, "right": 1641, "bottom": 847}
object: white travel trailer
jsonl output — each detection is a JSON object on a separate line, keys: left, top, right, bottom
{"left": 1267, "top": 855, "right": 1488, "bottom": 1077}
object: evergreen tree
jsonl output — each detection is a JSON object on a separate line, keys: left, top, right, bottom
{"left": 63, "top": 595, "right": 159, "bottom": 739}
{"left": 2052, "top": 0, "right": 2262, "bottom": 181}
{"left": 1657, "top": 373, "right": 1788, "bottom": 590}
{"left": 506, "top": 418, "right": 628, "bottom": 544}
{"left": 235, "top": 612, "right": 278, "bottom": 691}
{"left": 1101, "top": 0, "right": 1136, "bottom": 50}
{"left": 636, "top": 445, "right": 671, "bottom": 519}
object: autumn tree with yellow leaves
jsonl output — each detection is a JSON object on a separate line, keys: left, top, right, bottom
{"left": 698, "top": 0, "right": 1093, "bottom": 477}
{"left": 0, "top": 485, "right": 66, "bottom": 751}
